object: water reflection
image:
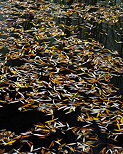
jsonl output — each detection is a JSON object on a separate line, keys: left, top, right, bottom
{"left": 0, "top": 0, "right": 9, "bottom": 56}
{"left": 54, "top": 1, "right": 123, "bottom": 97}
{"left": 0, "top": 0, "right": 122, "bottom": 56}
{"left": 55, "top": 9, "right": 123, "bottom": 57}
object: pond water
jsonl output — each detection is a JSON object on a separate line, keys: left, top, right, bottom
{"left": 0, "top": 0, "right": 123, "bottom": 153}
{"left": 0, "top": 0, "right": 123, "bottom": 54}
{"left": 54, "top": 1, "right": 123, "bottom": 96}
{"left": 0, "top": 0, "right": 123, "bottom": 93}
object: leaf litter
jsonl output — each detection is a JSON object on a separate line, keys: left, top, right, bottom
{"left": 0, "top": 0, "right": 123, "bottom": 153}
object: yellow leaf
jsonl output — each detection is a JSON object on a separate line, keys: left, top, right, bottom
{"left": 116, "top": 122, "right": 120, "bottom": 130}
{"left": 0, "top": 75, "right": 4, "bottom": 80}
{"left": 97, "top": 112, "right": 100, "bottom": 118}
{"left": 45, "top": 119, "right": 55, "bottom": 123}
{"left": 5, "top": 140, "right": 16, "bottom": 145}
{"left": 15, "top": 82, "right": 23, "bottom": 87}
{"left": 120, "top": 117, "right": 123, "bottom": 124}
{"left": 43, "top": 129, "right": 50, "bottom": 132}
{"left": 57, "top": 139, "right": 62, "bottom": 142}
{"left": 99, "top": 89, "right": 102, "bottom": 95}
{"left": 10, "top": 68, "right": 17, "bottom": 75}
{"left": 69, "top": 146, "right": 75, "bottom": 152}
{"left": 85, "top": 141, "right": 94, "bottom": 147}
{"left": 0, "top": 100, "right": 6, "bottom": 102}
{"left": 49, "top": 141, "right": 55, "bottom": 148}
{"left": 35, "top": 124, "right": 44, "bottom": 128}
{"left": 114, "top": 129, "right": 123, "bottom": 132}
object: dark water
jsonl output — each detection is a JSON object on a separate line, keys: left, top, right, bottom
{"left": 54, "top": 1, "right": 123, "bottom": 96}
{"left": 0, "top": 0, "right": 122, "bottom": 87}
{"left": 54, "top": 5, "right": 123, "bottom": 57}
{"left": 0, "top": 1, "right": 122, "bottom": 89}
{"left": 0, "top": 1, "right": 123, "bottom": 153}
{"left": 0, "top": 0, "right": 123, "bottom": 54}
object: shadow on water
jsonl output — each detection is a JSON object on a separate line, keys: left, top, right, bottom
{"left": 0, "top": 103, "right": 51, "bottom": 134}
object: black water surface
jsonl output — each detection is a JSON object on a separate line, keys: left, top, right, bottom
{"left": 0, "top": 103, "right": 51, "bottom": 134}
{"left": 0, "top": 0, "right": 123, "bottom": 153}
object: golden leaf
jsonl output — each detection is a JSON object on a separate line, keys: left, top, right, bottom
{"left": 4, "top": 140, "right": 16, "bottom": 145}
